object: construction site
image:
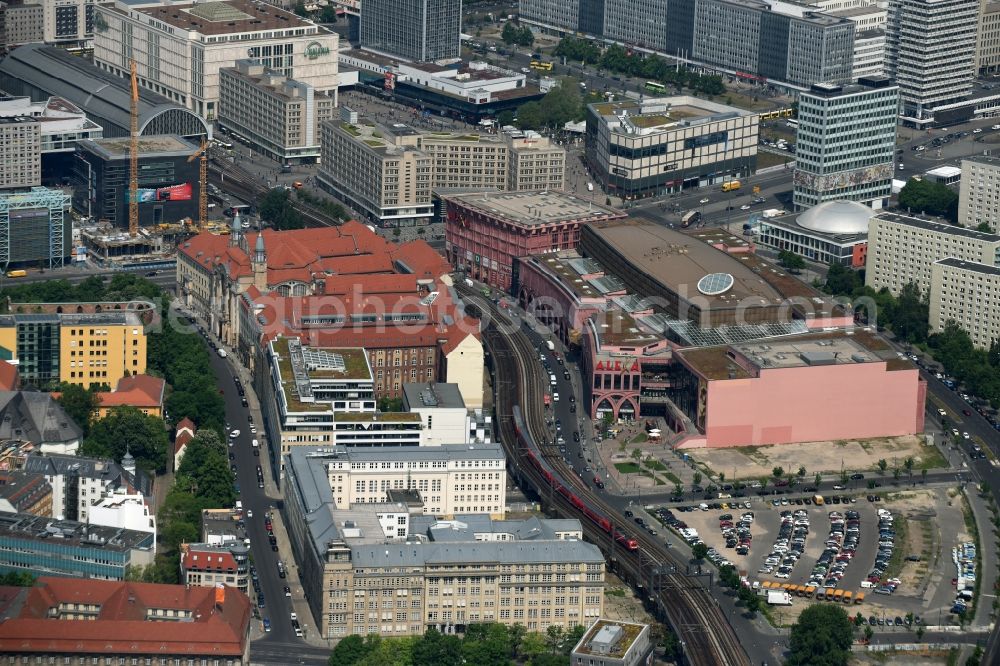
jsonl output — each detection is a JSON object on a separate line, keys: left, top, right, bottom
{"left": 73, "top": 62, "right": 220, "bottom": 269}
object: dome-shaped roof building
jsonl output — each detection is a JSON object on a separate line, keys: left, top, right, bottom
{"left": 751, "top": 200, "right": 873, "bottom": 268}
{"left": 796, "top": 200, "right": 874, "bottom": 235}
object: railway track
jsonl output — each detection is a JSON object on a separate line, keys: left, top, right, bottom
{"left": 462, "top": 288, "right": 750, "bottom": 666}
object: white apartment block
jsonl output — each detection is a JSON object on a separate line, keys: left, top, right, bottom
{"left": 865, "top": 211, "right": 1000, "bottom": 295}
{"left": 299, "top": 443, "right": 507, "bottom": 517}
{"left": 978, "top": 1, "right": 1000, "bottom": 75}
{"left": 93, "top": 0, "right": 338, "bottom": 119}
{"left": 602, "top": 0, "right": 668, "bottom": 53}
{"left": 2, "top": 1, "right": 44, "bottom": 45}
{"left": 87, "top": 488, "right": 156, "bottom": 549}
{"left": 0, "top": 117, "right": 41, "bottom": 190}
{"left": 283, "top": 448, "right": 605, "bottom": 640}
{"left": 219, "top": 59, "right": 336, "bottom": 164}
{"left": 885, "top": 0, "right": 978, "bottom": 124}
{"left": 930, "top": 258, "right": 1000, "bottom": 349}
{"left": 958, "top": 155, "right": 1000, "bottom": 231}
{"left": 793, "top": 78, "right": 898, "bottom": 210}
{"left": 319, "top": 115, "right": 567, "bottom": 227}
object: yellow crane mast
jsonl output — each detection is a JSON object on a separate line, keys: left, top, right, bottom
{"left": 129, "top": 60, "right": 139, "bottom": 238}
{"left": 186, "top": 140, "right": 209, "bottom": 230}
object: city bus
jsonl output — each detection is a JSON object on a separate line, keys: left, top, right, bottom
{"left": 224, "top": 204, "right": 252, "bottom": 217}
{"left": 530, "top": 60, "right": 553, "bottom": 71}
{"left": 645, "top": 81, "right": 667, "bottom": 94}
{"left": 681, "top": 211, "right": 702, "bottom": 228}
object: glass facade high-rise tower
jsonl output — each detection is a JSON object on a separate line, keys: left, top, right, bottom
{"left": 360, "top": 0, "right": 462, "bottom": 62}
{"left": 793, "top": 77, "right": 899, "bottom": 211}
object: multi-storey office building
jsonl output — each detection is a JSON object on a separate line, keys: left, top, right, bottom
{"left": 360, "top": 0, "right": 461, "bottom": 62}
{"left": 443, "top": 190, "right": 624, "bottom": 292}
{"left": 290, "top": 443, "right": 506, "bottom": 517}
{"left": 319, "top": 116, "right": 566, "bottom": 227}
{"left": 585, "top": 96, "right": 759, "bottom": 200}
{"left": 792, "top": 77, "right": 899, "bottom": 210}
{"left": 219, "top": 59, "right": 336, "bottom": 165}
{"left": 0, "top": 302, "right": 150, "bottom": 388}
{"left": 978, "top": 1, "right": 1000, "bottom": 75}
{"left": 0, "top": 511, "right": 154, "bottom": 579}
{"left": 283, "top": 447, "right": 605, "bottom": 639}
{"left": 522, "top": 0, "right": 855, "bottom": 88}
{"left": 929, "top": 258, "right": 1000, "bottom": 349}
{"left": 1, "top": 1, "right": 45, "bottom": 46}
{"left": 958, "top": 155, "right": 1000, "bottom": 231}
{"left": 865, "top": 212, "right": 1000, "bottom": 295}
{"left": 71, "top": 135, "right": 200, "bottom": 230}
{"left": 401, "top": 382, "right": 468, "bottom": 447}
{"left": 0, "top": 116, "right": 40, "bottom": 190}
{"left": 93, "top": 0, "right": 338, "bottom": 119}
{"left": 885, "top": 0, "right": 978, "bottom": 125}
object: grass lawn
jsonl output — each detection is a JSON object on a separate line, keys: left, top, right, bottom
{"left": 663, "top": 472, "right": 682, "bottom": 485}
{"left": 645, "top": 460, "right": 667, "bottom": 471}
{"left": 615, "top": 462, "right": 641, "bottom": 474}
{"left": 916, "top": 444, "right": 949, "bottom": 470}
{"left": 630, "top": 433, "right": 648, "bottom": 444}
{"left": 641, "top": 471, "right": 666, "bottom": 485}
{"left": 757, "top": 150, "right": 794, "bottom": 170}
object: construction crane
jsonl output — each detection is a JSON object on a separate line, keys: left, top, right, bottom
{"left": 186, "top": 140, "right": 209, "bottom": 231}
{"left": 128, "top": 60, "right": 139, "bottom": 238}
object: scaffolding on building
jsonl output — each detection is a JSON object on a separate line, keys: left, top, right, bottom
{"left": 0, "top": 187, "right": 70, "bottom": 270}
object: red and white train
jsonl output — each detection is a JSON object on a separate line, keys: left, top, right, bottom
{"left": 512, "top": 406, "right": 639, "bottom": 551}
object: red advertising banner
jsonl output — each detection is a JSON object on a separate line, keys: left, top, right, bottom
{"left": 156, "top": 182, "right": 192, "bottom": 201}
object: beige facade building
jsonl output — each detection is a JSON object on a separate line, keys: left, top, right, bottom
{"left": 585, "top": 96, "right": 759, "bottom": 199}
{"left": 93, "top": 0, "right": 338, "bottom": 119}
{"left": 930, "top": 258, "right": 1000, "bottom": 348}
{"left": 284, "top": 445, "right": 605, "bottom": 641}
{"left": 219, "top": 59, "right": 336, "bottom": 164}
{"left": 1, "top": 1, "right": 44, "bottom": 46}
{"left": 304, "top": 443, "right": 506, "bottom": 517}
{"left": 978, "top": 1, "right": 1000, "bottom": 74}
{"left": 319, "top": 114, "right": 567, "bottom": 227}
{"left": 958, "top": 155, "right": 1000, "bottom": 231}
{"left": 0, "top": 117, "right": 41, "bottom": 190}
{"left": 865, "top": 212, "right": 1000, "bottom": 295}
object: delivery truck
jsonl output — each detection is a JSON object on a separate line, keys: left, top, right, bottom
{"left": 767, "top": 590, "right": 793, "bottom": 606}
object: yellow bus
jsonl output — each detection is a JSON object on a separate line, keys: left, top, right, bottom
{"left": 5, "top": 270, "right": 26, "bottom": 278}
{"left": 530, "top": 60, "right": 553, "bottom": 71}
{"left": 721, "top": 180, "right": 742, "bottom": 192}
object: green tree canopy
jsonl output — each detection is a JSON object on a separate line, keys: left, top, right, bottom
{"left": 81, "top": 406, "right": 169, "bottom": 473}
{"left": 898, "top": 178, "right": 959, "bottom": 222}
{"left": 55, "top": 382, "right": 100, "bottom": 437}
{"left": 786, "top": 604, "right": 854, "bottom": 666}
{"left": 257, "top": 188, "right": 304, "bottom": 230}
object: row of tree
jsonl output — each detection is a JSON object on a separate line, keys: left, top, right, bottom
{"left": 553, "top": 38, "right": 726, "bottom": 96}
{"left": 129, "top": 430, "right": 236, "bottom": 583}
{"left": 822, "top": 264, "right": 1000, "bottom": 408}
{"left": 501, "top": 79, "right": 586, "bottom": 131}
{"left": 258, "top": 188, "right": 306, "bottom": 230}
{"left": 329, "top": 624, "right": 587, "bottom": 666}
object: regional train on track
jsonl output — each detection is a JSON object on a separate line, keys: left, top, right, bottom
{"left": 511, "top": 406, "right": 639, "bottom": 551}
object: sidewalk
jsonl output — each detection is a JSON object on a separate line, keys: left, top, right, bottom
{"left": 965, "top": 487, "right": 998, "bottom": 629}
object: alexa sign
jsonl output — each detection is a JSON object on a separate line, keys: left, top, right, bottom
{"left": 305, "top": 42, "right": 330, "bottom": 59}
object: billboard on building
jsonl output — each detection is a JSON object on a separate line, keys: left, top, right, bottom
{"left": 384, "top": 72, "right": 396, "bottom": 91}
{"left": 134, "top": 183, "right": 193, "bottom": 203}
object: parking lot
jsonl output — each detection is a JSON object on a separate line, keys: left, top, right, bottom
{"left": 652, "top": 487, "right": 975, "bottom": 628}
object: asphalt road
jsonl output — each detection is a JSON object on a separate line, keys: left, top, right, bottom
{"left": 195, "top": 317, "right": 308, "bottom": 652}
{"left": 0, "top": 265, "right": 177, "bottom": 291}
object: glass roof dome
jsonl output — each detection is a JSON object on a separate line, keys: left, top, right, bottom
{"left": 796, "top": 200, "right": 874, "bottom": 235}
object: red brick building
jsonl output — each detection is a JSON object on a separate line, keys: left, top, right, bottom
{"left": 443, "top": 190, "right": 624, "bottom": 291}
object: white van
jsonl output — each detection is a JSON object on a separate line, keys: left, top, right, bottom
{"left": 235, "top": 500, "right": 243, "bottom": 512}
{"left": 860, "top": 580, "right": 876, "bottom": 589}
{"left": 218, "top": 348, "right": 227, "bottom": 358}
{"left": 251, "top": 439, "right": 259, "bottom": 449}
{"left": 549, "top": 374, "right": 557, "bottom": 385}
